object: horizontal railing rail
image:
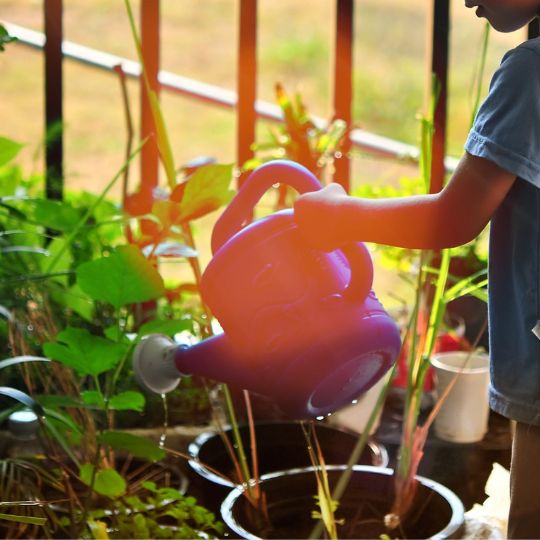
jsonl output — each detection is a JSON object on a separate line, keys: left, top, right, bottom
{"left": 5, "top": 21, "right": 460, "bottom": 174}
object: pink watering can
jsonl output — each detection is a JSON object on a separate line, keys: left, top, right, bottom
{"left": 133, "top": 160, "right": 401, "bottom": 418}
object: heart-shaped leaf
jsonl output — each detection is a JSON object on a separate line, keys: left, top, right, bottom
{"left": 76, "top": 245, "right": 165, "bottom": 309}
{"left": 44, "top": 327, "right": 127, "bottom": 376}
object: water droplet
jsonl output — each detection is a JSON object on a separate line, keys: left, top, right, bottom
{"left": 159, "top": 393, "right": 169, "bottom": 448}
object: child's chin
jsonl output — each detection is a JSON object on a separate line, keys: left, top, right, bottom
{"left": 488, "top": 19, "right": 528, "bottom": 33}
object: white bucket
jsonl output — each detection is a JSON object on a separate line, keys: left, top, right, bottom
{"left": 430, "top": 352, "right": 490, "bottom": 443}
{"left": 329, "top": 373, "right": 389, "bottom": 435}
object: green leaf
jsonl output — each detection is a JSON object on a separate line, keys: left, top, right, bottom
{"left": 0, "top": 24, "right": 18, "bottom": 52}
{"left": 39, "top": 237, "right": 72, "bottom": 286}
{"left": 109, "top": 391, "right": 145, "bottom": 412}
{"left": 81, "top": 390, "right": 106, "bottom": 409}
{"left": 98, "top": 431, "right": 165, "bottom": 462}
{"left": 0, "top": 513, "right": 47, "bottom": 526}
{"left": 179, "top": 164, "right": 234, "bottom": 222}
{"left": 76, "top": 245, "right": 165, "bottom": 309}
{"left": 43, "top": 327, "right": 127, "bottom": 376}
{"left": 133, "top": 513, "right": 150, "bottom": 539}
{"left": 80, "top": 464, "right": 126, "bottom": 499}
{"left": 87, "top": 519, "right": 109, "bottom": 540}
{"left": 37, "top": 394, "right": 80, "bottom": 408}
{"left": 0, "top": 136, "right": 23, "bottom": 167}
{"left": 33, "top": 200, "right": 81, "bottom": 232}
{"left": 50, "top": 283, "right": 94, "bottom": 322}
{"left": 138, "top": 318, "right": 192, "bottom": 338}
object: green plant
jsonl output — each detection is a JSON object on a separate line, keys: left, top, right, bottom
{"left": 0, "top": 24, "right": 17, "bottom": 52}
{"left": 244, "top": 82, "right": 347, "bottom": 209}
{"left": 86, "top": 481, "right": 224, "bottom": 539}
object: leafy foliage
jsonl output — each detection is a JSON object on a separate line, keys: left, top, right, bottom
{"left": 80, "top": 464, "right": 127, "bottom": 499}
{"left": 77, "top": 245, "right": 165, "bottom": 309}
{"left": 88, "top": 481, "right": 225, "bottom": 539}
{"left": 244, "top": 83, "right": 347, "bottom": 183}
{"left": 43, "top": 327, "right": 127, "bottom": 377}
{"left": 177, "top": 164, "right": 235, "bottom": 222}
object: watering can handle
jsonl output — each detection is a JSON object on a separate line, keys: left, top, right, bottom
{"left": 212, "top": 160, "right": 373, "bottom": 300}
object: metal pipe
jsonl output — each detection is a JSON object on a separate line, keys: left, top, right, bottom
{"left": 5, "top": 22, "right": 459, "bottom": 174}
{"left": 429, "top": 0, "right": 450, "bottom": 193}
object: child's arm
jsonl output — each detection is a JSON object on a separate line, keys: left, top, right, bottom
{"left": 293, "top": 152, "right": 516, "bottom": 251}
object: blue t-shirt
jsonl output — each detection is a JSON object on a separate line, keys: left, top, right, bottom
{"left": 465, "top": 38, "right": 540, "bottom": 425}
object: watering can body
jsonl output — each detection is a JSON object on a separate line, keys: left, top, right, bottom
{"left": 133, "top": 160, "right": 401, "bottom": 419}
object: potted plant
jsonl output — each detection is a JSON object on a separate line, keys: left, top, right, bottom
{"left": 218, "top": 33, "right": 493, "bottom": 534}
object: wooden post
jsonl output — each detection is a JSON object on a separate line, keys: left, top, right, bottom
{"left": 140, "top": 0, "right": 160, "bottom": 194}
{"left": 44, "top": 0, "right": 64, "bottom": 200}
{"left": 237, "top": 0, "right": 258, "bottom": 188}
{"left": 333, "top": 0, "right": 354, "bottom": 192}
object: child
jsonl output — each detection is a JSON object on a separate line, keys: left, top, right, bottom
{"left": 294, "top": 2, "right": 540, "bottom": 538}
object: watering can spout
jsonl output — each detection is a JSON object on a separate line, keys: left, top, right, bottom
{"left": 132, "top": 333, "right": 248, "bottom": 395}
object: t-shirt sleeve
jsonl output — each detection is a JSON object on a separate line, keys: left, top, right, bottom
{"left": 465, "top": 45, "right": 540, "bottom": 188}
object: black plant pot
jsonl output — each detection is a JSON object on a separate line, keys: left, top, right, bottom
{"left": 187, "top": 421, "right": 388, "bottom": 514}
{"left": 221, "top": 465, "right": 465, "bottom": 539}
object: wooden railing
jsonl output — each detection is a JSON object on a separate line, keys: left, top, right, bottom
{"left": 13, "top": 1, "right": 540, "bottom": 200}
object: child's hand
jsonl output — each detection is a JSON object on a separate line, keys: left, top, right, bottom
{"left": 293, "top": 183, "right": 349, "bottom": 251}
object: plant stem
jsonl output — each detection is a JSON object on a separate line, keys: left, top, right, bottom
{"left": 221, "top": 384, "right": 256, "bottom": 501}
{"left": 308, "top": 365, "right": 398, "bottom": 540}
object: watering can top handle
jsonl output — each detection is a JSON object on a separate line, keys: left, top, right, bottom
{"left": 211, "top": 160, "right": 373, "bottom": 300}
{"left": 211, "top": 160, "right": 321, "bottom": 254}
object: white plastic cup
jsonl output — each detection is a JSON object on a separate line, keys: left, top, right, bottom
{"left": 430, "top": 352, "right": 490, "bottom": 443}
{"left": 329, "top": 373, "right": 389, "bottom": 435}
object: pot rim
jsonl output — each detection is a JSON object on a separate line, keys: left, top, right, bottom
{"left": 187, "top": 421, "right": 389, "bottom": 487}
{"left": 430, "top": 351, "right": 489, "bottom": 375}
{"left": 220, "top": 465, "right": 465, "bottom": 540}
